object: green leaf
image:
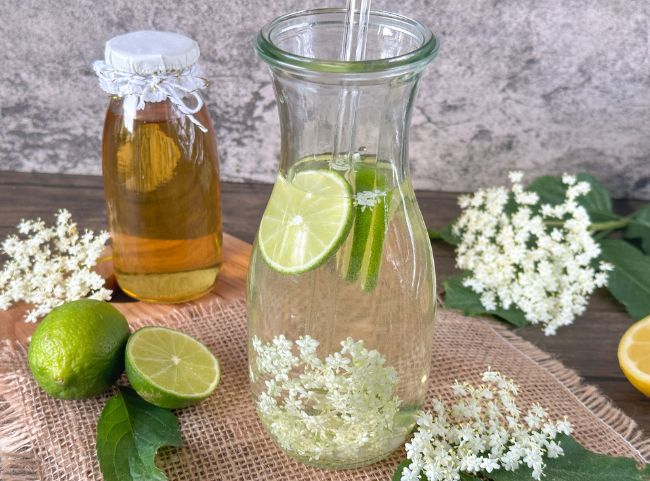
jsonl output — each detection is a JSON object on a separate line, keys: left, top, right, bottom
{"left": 460, "top": 474, "right": 483, "bottom": 481}
{"left": 392, "top": 460, "right": 411, "bottom": 481}
{"left": 490, "top": 435, "right": 650, "bottom": 481}
{"left": 97, "top": 387, "right": 182, "bottom": 481}
{"left": 527, "top": 173, "right": 618, "bottom": 224}
{"left": 428, "top": 224, "right": 458, "bottom": 245}
{"left": 444, "top": 275, "right": 529, "bottom": 327}
{"left": 599, "top": 239, "right": 650, "bottom": 321}
{"left": 625, "top": 203, "right": 650, "bottom": 254}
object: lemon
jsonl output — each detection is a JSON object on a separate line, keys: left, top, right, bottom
{"left": 28, "top": 299, "right": 130, "bottom": 399}
{"left": 618, "top": 315, "right": 650, "bottom": 396}
{"left": 258, "top": 170, "right": 353, "bottom": 275}
{"left": 125, "top": 326, "right": 220, "bottom": 409}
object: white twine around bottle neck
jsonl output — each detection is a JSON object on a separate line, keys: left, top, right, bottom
{"left": 92, "top": 60, "right": 208, "bottom": 132}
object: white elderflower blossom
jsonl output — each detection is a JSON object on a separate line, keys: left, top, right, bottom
{"left": 252, "top": 335, "right": 404, "bottom": 463}
{"left": 0, "top": 209, "right": 111, "bottom": 321}
{"left": 402, "top": 369, "right": 572, "bottom": 481}
{"left": 354, "top": 190, "right": 387, "bottom": 211}
{"left": 453, "top": 172, "right": 612, "bottom": 335}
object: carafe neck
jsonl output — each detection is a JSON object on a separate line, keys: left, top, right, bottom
{"left": 270, "top": 68, "right": 423, "bottom": 187}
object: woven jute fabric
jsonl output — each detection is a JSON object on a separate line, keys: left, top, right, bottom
{"left": 1, "top": 298, "right": 649, "bottom": 480}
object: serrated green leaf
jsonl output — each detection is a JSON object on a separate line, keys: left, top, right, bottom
{"left": 624, "top": 203, "right": 650, "bottom": 254}
{"left": 428, "top": 228, "right": 443, "bottom": 240}
{"left": 440, "top": 224, "right": 458, "bottom": 245}
{"left": 527, "top": 173, "right": 617, "bottom": 224}
{"left": 444, "top": 275, "right": 529, "bottom": 327}
{"left": 459, "top": 474, "right": 482, "bottom": 481}
{"left": 490, "top": 435, "right": 650, "bottom": 481}
{"left": 599, "top": 239, "right": 650, "bottom": 320}
{"left": 392, "top": 459, "right": 411, "bottom": 481}
{"left": 428, "top": 224, "right": 458, "bottom": 245}
{"left": 97, "top": 387, "right": 182, "bottom": 481}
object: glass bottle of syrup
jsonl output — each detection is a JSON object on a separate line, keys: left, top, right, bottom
{"left": 95, "top": 31, "right": 222, "bottom": 303}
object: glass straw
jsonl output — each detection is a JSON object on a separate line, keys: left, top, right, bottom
{"left": 331, "top": 0, "right": 372, "bottom": 172}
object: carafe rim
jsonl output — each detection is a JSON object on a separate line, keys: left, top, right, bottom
{"left": 254, "top": 8, "right": 438, "bottom": 78}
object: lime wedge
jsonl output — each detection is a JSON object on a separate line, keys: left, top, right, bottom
{"left": 345, "top": 167, "right": 391, "bottom": 291}
{"left": 258, "top": 170, "right": 353, "bottom": 274}
{"left": 125, "top": 326, "right": 220, "bottom": 409}
{"left": 362, "top": 193, "right": 389, "bottom": 291}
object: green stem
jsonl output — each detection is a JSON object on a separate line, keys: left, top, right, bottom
{"left": 588, "top": 218, "right": 630, "bottom": 232}
{"left": 543, "top": 220, "right": 564, "bottom": 227}
{"left": 544, "top": 218, "right": 630, "bottom": 232}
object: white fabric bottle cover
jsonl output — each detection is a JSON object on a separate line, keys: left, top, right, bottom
{"left": 93, "top": 30, "right": 208, "bottom": 132}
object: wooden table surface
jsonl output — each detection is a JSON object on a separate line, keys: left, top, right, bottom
{"left": 1, "top": 170, "right": 649, "bottom": 434}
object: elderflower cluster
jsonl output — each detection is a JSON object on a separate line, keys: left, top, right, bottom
{"left": 354, "top": 190, "right": 387, "bottom": 211}
{"left": 252, "top": 335, "right": 404, "bottom": 463}
{"left": 0, "top": 209, "right": 112, "bottom": 321}
{"left": 453, "top": 172, "right": 612, "bottom": 335}
{"left": 402, "top": 369, "right": 572, "bottom": 481}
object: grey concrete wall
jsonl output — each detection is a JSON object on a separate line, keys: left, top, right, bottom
{"left": 1, "top": 0, "right": 649, "bottom": 198}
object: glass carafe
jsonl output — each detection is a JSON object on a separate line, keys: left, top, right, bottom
{"left": 248, "top": 9, "right": 438, "bottom": 469}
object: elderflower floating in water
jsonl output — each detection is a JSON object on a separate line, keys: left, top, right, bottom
{"left": 453, "top": 172, "right": 612, "bottom": 335}
{"left": 251, "top": 335, "right": 406, "bottom": 465}
{"left": 0, "top": 209, "right": 111, "bottom": 322}
{"left": 354, "top": 190, "right": 387, "bottom": 211}
{"left": 401, "top": 369, "right": 572, "bottom": 481}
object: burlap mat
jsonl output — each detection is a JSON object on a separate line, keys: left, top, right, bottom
{"left": 1, "top": 298, "right": 649, "bottom": 480}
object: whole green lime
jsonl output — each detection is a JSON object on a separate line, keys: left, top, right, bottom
{"left": 28, "top": 299, "right": 130, "bottom": 399}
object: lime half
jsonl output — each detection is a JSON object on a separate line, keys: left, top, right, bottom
{"left": 258, "top": 170, "right": 353, "bottom": 274}
{"left": 125, "top": 327, "right": 220, "bottom": 409}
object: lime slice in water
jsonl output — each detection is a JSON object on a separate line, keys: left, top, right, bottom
{"left": 258, "top": 170, "right": 353, "bottom": 275}
{"left": 345, "top": 166, "right": 391, "bottom": 291}
{"left": 125, "top": 326, "right": 220, "bottom": 409}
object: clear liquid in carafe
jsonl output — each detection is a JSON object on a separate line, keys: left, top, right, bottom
{"left": 247, "top": 155, "right": 435, "bottom": 468}
{"left": 102, "top": 99, "right": 222, "bottom": 303}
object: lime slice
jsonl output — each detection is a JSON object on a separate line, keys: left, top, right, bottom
{"left": 258, "top": 170, "right": 353, "bottom": 274}
{"left": 125, "top": 326, "right": 220, "bottom": 409}
{"left": 345, "top": 167, "right": 391, "bottom": 291}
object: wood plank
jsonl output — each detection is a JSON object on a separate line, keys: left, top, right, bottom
{"left": 0, "top": 233, "right": 250, "bottom": 344}
{"left": 112, "top": 233, "right": 250, "bottom": 320}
